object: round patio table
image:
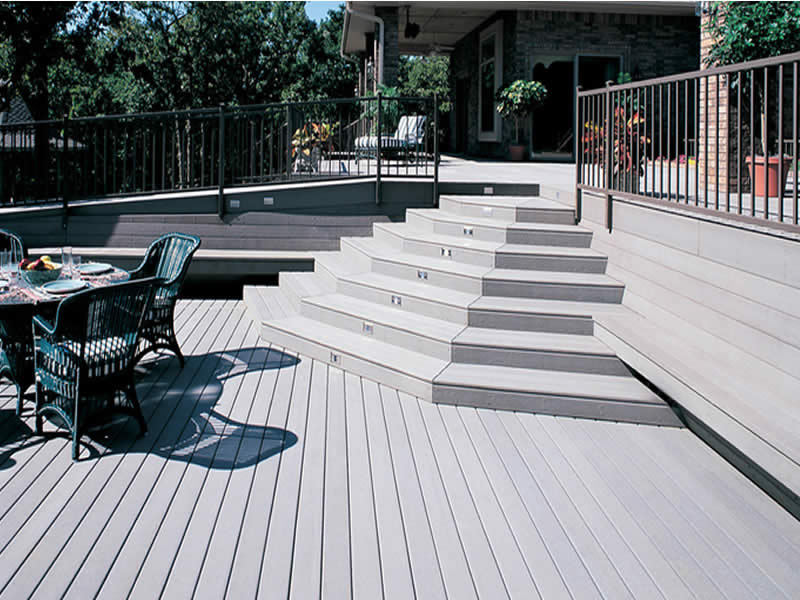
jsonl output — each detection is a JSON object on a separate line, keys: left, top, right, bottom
{"left": 0, "top": 266, "right": 130, "bottom": 414}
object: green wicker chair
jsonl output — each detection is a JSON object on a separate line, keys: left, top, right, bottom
{"left": 33, "top": 277, "right": 159, "bottom": 460}
{"left": 129, "top": 233, "right": 200, "bottom": 368}
{"left": 0, "top": 228, "right": 30, "bottom": 415}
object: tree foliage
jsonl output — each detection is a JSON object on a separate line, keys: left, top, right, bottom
{"left": 398, "top": 56, "right": 452, "bottom": 113}
{"left": 704, "top": 1, "right": 800, "bottom": 67}
{"left": 0, "top": 1, "right": 358, "bottom": 119}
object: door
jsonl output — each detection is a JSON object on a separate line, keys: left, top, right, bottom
{"left": 531, "top": 56, "right": 575, "bottom": 160}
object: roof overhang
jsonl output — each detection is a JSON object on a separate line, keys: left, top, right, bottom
{"left": 343, "top": 1, "right": 699, "bottom": 56}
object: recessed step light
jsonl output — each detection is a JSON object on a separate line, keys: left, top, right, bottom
{"left": 417, "top": 270, "right": 428, "bottom": 280}
{"left": 463, "top": 226, "right": 474, "bottom": 236}
{"left": 391, "top": 295, "right": 402, "bottom": 306}
{"left": 483, "top": 186, "right": 494, "bottom": 194}
{"left": 362, "top": 321, "right": 374, "bottom": 335}
{"left": 441, "top": 247, "right": 452, "bottom": 258}
{"left": 482, "top": 207, "right": 493, "bottom": 216}
{"left": 330, "top": 352, "right": 341, "bottom": 364}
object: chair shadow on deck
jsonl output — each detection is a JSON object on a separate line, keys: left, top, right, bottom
{"left": 0, "top": 346, "right": 300, "bottom": 469}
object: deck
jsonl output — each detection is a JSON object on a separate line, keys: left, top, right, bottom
{"left": 2, "top": 299, "right": 800, "bottom": 599}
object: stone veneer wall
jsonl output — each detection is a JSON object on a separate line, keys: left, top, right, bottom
{"left": 449, "top": 9, "right": 699, "bottom": 158}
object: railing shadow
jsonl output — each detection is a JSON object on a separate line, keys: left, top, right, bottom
{"left": 0, "top": 346, "right": 300, "bottom": 470}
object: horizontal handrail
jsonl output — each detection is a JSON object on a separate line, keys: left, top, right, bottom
{"left": 576, "top": 51, "right": 800, "bottom": 232}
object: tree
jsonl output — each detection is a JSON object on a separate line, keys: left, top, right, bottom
{"left": 399, "top": 56, "right": 452, "bottom": 113}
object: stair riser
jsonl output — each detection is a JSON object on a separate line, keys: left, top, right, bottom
{"left": 452, "top": 345, "right": 630, "bottom": 376}
{"left": 371, "top": 259, "right": 482, "bottom": 295}
{"left": 483, "top": 280, "right": 624, "bottom": 303}
{"left": 431, "top": 385, "right": 682, "bottom": 426}
{"left": 506, "top": 229, "right": 592, "bottom": 248}
{"left": 403, "top": 239, "right": 495, "bottom": 268}
{"left": 406, "top": 212, "right": 507, "bottom": 243}
{"left": 313, "top": 258, "right": 343, "bottom": 291}
{"left": 468, "top": 309, "right": 595, "bottom": 335}
{"left": 439, "top": 198, "right": 576, "bottom": 226}
{"left": 495, "top": 253, "right": 607, "bottom": 273}
{"left": 439, "top": 197, "right": 517, "bottom": 221}
{"left": 336, "top": 278, "right": 469, "bottom": 325}
{"left": 260, "top": 322, "right": 434, "bottom": 401}
{"left": 300, "top": 301, "right": 453, "bottom": 361}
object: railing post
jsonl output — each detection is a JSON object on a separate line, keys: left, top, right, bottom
{"left": 61, "top": 114, "right": 69, "bottom": 231}
{"left": 433, "top": 93, "right": 439, "bottom": 208}
{"left": 376, "top": 92, "right": 382, "bottom": 205}
{"left": 286, "top": 103, "right": 292, "bottom": 181}
{"left": 218, "top": 104, "right": 225, "bottom": 219}
{"left": 604, "top": 81, "right": 614, "bottom": 232}
{"left": 575, "top": 86, "right": 582, "bottom": 224}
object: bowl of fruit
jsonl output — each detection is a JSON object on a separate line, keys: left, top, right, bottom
{"left": 19, "top": 256, "right": 63, "bottom": 286}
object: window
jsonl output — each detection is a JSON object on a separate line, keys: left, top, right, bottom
{"left": 478, "top": 21, "right": 503, "bottom": 142}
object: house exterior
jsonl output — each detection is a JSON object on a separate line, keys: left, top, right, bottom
{"left": 342, "top": 1, "right": 699, "bottom": 160}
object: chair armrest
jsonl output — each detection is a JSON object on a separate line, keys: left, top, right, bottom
{"left": 32, "top": 314, "right": 56, "bottom": 337}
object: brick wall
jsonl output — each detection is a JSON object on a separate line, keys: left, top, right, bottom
{"left": 450, "top": 9, "right": 699, "bottom": 158}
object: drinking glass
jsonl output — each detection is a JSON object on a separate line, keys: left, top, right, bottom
{"left": 61, "top": 246, "right": 73, "bottom": 278}
{"left": 0, "top": 250, "right": 8, "bottom": 278}
{"left": 72, "top": 255, "right": 82, "bottom": 279}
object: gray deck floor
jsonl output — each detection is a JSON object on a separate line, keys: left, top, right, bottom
{"left": 1, "top": 299, "right": 799, "bottom": 599}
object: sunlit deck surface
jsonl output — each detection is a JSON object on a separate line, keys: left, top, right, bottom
{"left": 2, "top": 299, "right": 800, "bottom": 599}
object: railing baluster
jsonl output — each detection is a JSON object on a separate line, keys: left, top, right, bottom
{"left": 764, "top": 66, "right": 770, "bottom": 218}
{"left": 794, "top": 61, "right": 798, "bottom": 225}
{"left": 779, "top": 63, "right": 785, "bottom": 221}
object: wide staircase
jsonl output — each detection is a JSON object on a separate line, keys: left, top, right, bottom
{"left": 243, "top": 188, "right": 681, "bottom": 426}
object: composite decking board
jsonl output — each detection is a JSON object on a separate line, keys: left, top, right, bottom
{"left": 226, "top": 341, "right": 298, "bottom": 600}
{"left": 521, "top": 415, "right": 667, "bottom": 599}
{"left": 61, "top": 301, "right": 245, "bottom": 599}
{"left": 3, "top": 299, "right": 227, "bottom": 599}
{"left": 256, "top": 351, "right": 313, "bottom": 600}
{"left": 93, "top": 304, "right": 252, "bottom": 600}
{"left": 0, "top": 298, "right": 215, "bottom": 560}
{"left": 626, "top": 425, "right": 800, "bottom": 598}
{"left": 572, "top": 419, "right": 744, "bottom": 599}
{"left": 477, "top": 411, "right": 602, "bottom": 600}
{"left": 398, "top": 394, "right": 480, "bottom": 600}
{"left": 362, "top": 379, "right": 417, "bottom": 600}
{"left": 148, "top": 324, "right": 264, "bottom": 600}
{"left": 191, "top": 344, "right": 285, "bottom": 600}
{"left": 498, "top": 412, "right": 635, "bottom": 599}
{"left": 537, "top": 417, "right": 695, "bottom": 600}
{"left": 437, "top": 404, "right": 540, "bottom": 599}
{"left": 380, "top": 386, "right": 448, "bottom": 600}
{"left": 343, "top": 373, "right": 387, "bottom": 600}
{"left": 4, "top": 300, "right": 800, "bottom": 599}
{"left": 458, "top": 408, "right": 572, "bottom": 600}
{"left": 319, "top": 367, "right": 353, "bottom": 600}
{"left": 416, "top": 400, "right": 510, "bottom": 599}
{"left": 618, "top": 423, "right": 793, "bottom": 600}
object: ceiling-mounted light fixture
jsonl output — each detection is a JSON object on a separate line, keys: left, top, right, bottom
{"left": 404, "top": 6, "right": 420, "bottom": 39}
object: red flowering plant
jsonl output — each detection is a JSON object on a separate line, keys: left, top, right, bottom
{"left": 582, "top": 80, "right": 649, "bottom": 191}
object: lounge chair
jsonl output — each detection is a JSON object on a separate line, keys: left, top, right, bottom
{"left": 355, "top": 115, "right": 426, "bottom": 162}
{"left": 0, "top": 228, "right": 30, "bottom": 415}
{"left": 33, "top": 277, "right": 159, "bottom": 460}
{"left": 130, "top": 233, "right": 201, "bottom": 367}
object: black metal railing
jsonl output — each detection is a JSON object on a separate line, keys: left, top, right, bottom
{"left": 0, "top": 95, "right": 439, "bottom": 210}
{"left": 576, "top": 51, "right": 800, "bottom": 232}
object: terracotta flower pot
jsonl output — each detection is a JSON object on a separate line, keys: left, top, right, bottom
{"left": 509, "top": 144, "right": 526, "bottom": 161}
{"left": 746, "top": 155, "right": 791, "bottom": 197}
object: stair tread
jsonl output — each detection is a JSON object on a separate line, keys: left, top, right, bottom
{"left": 470, "top": 295, "right": 627, "bottom": 317}
{"left": 343, "top": 271, "right": 479, "bottom": 307}
{"left": 454, "top": 327, "right": 615, "bottom": 355}
{"left": 409, "top": 208, "right": 590, "bottom": 232}
{"left": 304, "top": 293, "right": 466, "bottom": 341}
{"left": 486, "top": 268, "right": 624, "bottom": 286}
{"left": 435, "top": 363, "right": 664, "bottom": 405}
{"left": 344, "top": 237, "right": 491, "bottom": 277}
{"left": 377, "top": 222, "right": 603, "bottom": 257}
{"left": 266, "top": 314, "right": 449, "bottom": 380}
{"left": 280, "top": 271, "right": 329, "bottom": 297}
{"left": 441, "top": 194, "right": 569, "bottom": 210}
{"left": 312, "top": 250, "right": 365, "bottom": 278}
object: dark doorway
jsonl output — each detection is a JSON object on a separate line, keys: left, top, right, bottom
{"left": 531, "top": 56, "right": 575, "bottom": 160}
{"left": 455, "top": 78, "right": 469, "bottom": 154}
{"left": 578, "top": 55, "right": 622, "bottom": 91}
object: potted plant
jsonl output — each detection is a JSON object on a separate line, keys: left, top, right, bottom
{"left": 495, "top": 79, "right": 547, "bottom": 161}
{"left": 292, "top": 121, "right": 337, "bottom": 173}
{"left": 705, "top": 1, "right": 800, "bottom": 197}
